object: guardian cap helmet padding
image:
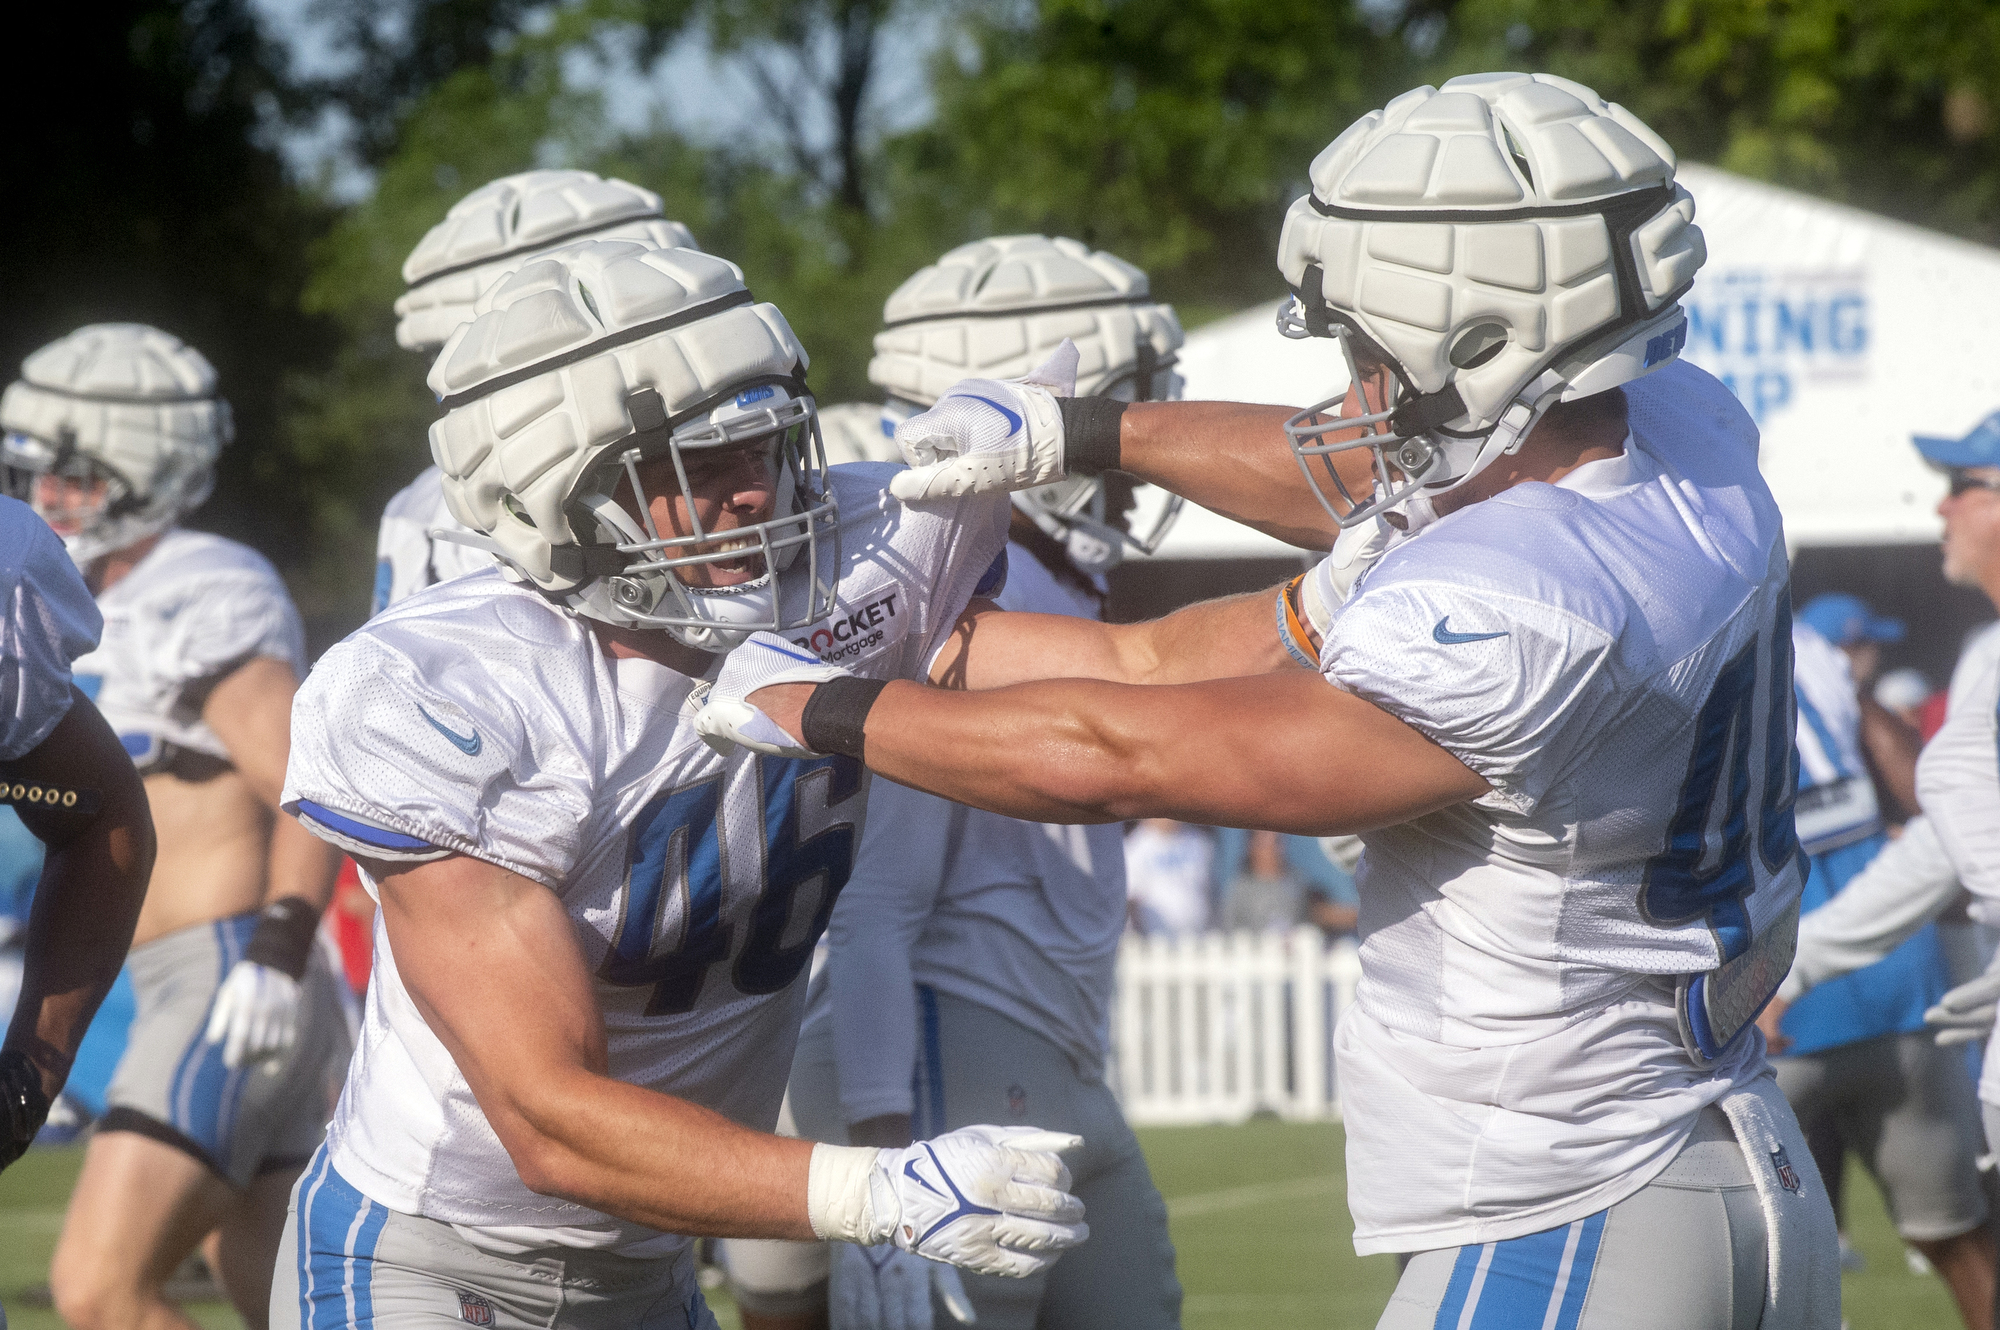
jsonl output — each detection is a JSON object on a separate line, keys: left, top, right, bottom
{"left": 0, "top": 323, "right": 232, "bottom": 565}
{"left": 397, "top": 170, "right": 700, "bottom": 352}
{"left": 427, "top": 240, "right": 836, "bottom": 651}
{"left": 870, "top": 234, "right": 1185, "bottom": 572}
{"left": 1275, "top": 72, "right": 1706, "bottom": 527}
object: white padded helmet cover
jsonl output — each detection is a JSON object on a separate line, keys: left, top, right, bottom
{"left": 428, "top": 240, "right": 809, "bottom": 589}
{"left": 869, "top": 235, "right": 1184, "bottom": 406}
{"left": 396, "top": 170, "right": 700, "bottom": 351}
{"left": 1276, "top": 72, "right": 1705, "bottom": 432}
{"left": 0, "top": 323, "right": 231, "bottom": 558}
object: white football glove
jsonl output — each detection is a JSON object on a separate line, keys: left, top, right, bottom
{"left": 1927, "top": 957, "right": 2000, "bottom": 1046}
{"left": 889, "top": 342, "right": 1078, "bottom": 503}
{"left": 693, "top": 631, "right": 855, "bottom": 758}
{"left": 807, "top": 1125, "right": 1087, "bottom": 1279}
{"left": 831, "top": 1241, "right": 977, "bottom": 1329}
{"left": 204, "top": 961, "right": 301, "bottom": 1070}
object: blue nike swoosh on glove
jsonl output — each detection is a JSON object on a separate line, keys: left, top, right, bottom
{"left": 1433, "top": 617, "right": 1509, "bottom": 645}
{"left": 962, "top": 394, "right": 1022, "bottom": 435}
{"left": 417, "top": 703, "right": 482, "bottom": 755}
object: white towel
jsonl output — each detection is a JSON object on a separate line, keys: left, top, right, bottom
{"left": 1717, "top": 1067, "right": 1842, "bottom": 1329}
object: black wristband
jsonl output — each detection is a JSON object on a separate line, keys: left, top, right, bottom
{"left": 244, "top": 897, "right": 321, "bottom": 981}
{"left": 0, "top": 1047, "right": 51, "bottom": 1170}
{"left": 1059, "top": 397, "right": 1127, "bottom": 475}
{"left": 800, "top": 677, "right": 890, "bottom": 760}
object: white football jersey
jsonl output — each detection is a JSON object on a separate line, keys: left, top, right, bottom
{"left": 1790, "top": 624, "right": 1880, "bottom": 854}
{"left": 814, "top": 540, "right": 1125, "bottom": 1124}
{"left": 1325, "top": 360, "right": 1803, "bottom": 1254}
{"left": 0, "top": 497, "right": 101, "bottom": 760}
{"left": 372, "top": 464, "right": 494, "bottom": 614}
{"left": 283, "top": 465, "right": 1008, "bottom": 1255}
{"left": 72, "top": 528, "right": 304, "bottom": 769}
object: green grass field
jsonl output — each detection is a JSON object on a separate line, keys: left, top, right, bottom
{"left": 0, "top": 1122, "right": 1966, "bottom": 1328}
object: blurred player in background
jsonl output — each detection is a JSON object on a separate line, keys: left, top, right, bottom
{"left": 699, "top": 73, "right": 1844, "bottom": 1328}
{"left": 728, "top": 235, "right": 1186, "bottom": 1330}
{"left": 374, "top": 169, "right": 700, "bottom": 614}
{"left": 0, "top": 324, "right": 348, "bottom": 1328}
{"left": 1771, "top": 597, "right": 1991, "bottom": 1327}
{"left": 274, "top": 242, "right": 1087, "bottom": 1328}
{"left": 0, "top": 495, "right": 154, "bottom": 1174}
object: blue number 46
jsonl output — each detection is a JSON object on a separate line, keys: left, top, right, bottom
{"left": 602, "top": 755, "right": 863, "bottom": 1016}
{"left": 1640, "top": 597, "right": 1799, "bottom": 961}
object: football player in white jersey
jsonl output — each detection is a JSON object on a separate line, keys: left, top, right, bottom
{"left": 730, "top": 235, "right": 1187, "bottom": 1330}
{"left": 698, "top": 73, "right": 1842, "bottom": 1328}
{"left": 273, "top": 241, "right": 1103, "bottom": 1329}
{"left": 0, "top": 324, "right": 350, "bottom": 1328}
{"left": 372, "top": 170, "right": 702, "bottom": 614}
{"left": 0, "top": 496, "right": 155, "bottom": 1174}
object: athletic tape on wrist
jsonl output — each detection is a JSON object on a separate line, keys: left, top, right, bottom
{"left": 806, "top": 1141, "right": 892, "bottom": 1244}
{"left": 244, "top": 896, "right": 321, "bottom": 981}
{"left": 1058, "top": 397, "right": 1126, "bottom": 475}
{"left": 800, "top": 677, "right": 889, "bottom": 759}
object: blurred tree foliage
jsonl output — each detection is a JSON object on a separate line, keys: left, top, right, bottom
{"left": 22, "top": 0, "right": 2000, "bottom": 641}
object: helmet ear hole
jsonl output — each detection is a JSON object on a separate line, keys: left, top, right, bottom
{"left": 502, "top": 493, "right": 537, "bottom": 529}
{"left": 1449, "top": 323, "right": 1510, "bottom": 370}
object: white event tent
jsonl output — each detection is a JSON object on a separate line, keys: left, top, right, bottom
{"left": 1151, "top": 164, "right": 2000, "bottom": 560}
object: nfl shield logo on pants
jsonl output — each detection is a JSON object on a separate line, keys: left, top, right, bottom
{"left": 458, "top": 1291, "right": 497, "bottom": 1326}
{"left": 1770, "top": 1145, "right": 1802, "bottom": 1194}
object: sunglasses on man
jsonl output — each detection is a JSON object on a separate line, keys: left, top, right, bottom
{"left": 1948, "top": 469, "right": 2000, "bottom": 497}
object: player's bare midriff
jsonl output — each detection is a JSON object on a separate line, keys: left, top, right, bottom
{"left": 129, "top": 764, "right": 270, "bottom": 947}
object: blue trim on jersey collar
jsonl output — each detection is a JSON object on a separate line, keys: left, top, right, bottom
{"left": 295, "top": 800, "right": 436, "bottom": 853}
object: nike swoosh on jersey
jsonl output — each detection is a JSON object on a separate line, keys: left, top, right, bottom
{"left": 962, "top": 393, "right": 1022, "bottom": 436}
{"left": 416, "top": 703, "right": 482, "bottom": 755}
{"left": 1432, "top": 617, "right": 1509, "bottom": 645}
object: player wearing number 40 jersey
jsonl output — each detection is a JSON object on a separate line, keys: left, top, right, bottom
{"left": 275, "top": 241, "right": 1111, "bottom": 1329}
{"left": 700, "top": 73, "right": 1842, "bottom": 1329}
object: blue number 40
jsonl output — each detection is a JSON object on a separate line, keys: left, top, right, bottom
{"left": 1640, "top": 598, "right": 1799, "bottom": 961}
{"left": 602, "top": 755, "right": 863, "bottom": 1016}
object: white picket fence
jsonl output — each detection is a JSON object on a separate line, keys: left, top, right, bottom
{"left": 1109, "top": 928, "right": 1362, "bottom": 1125}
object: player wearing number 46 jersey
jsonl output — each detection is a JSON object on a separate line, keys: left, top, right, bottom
{"left": 700, "top": 73, "right": 1841, "bottom": 1329}
{"left": 275, "top": 241, "right": 1103, "bottom": 1329}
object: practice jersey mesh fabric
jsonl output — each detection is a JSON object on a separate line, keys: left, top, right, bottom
{"left": 814, "top": 542, "right": 1127, "bottom": 1124}
{"left": 71, "top": 528, "right": 304, "bottom": 767}
{"left": 0, "top": 497, "right": 101, "bottom": 759}
{"left": 372, "top": 464, "right": 494, "bottom": 614}
{"left": 1323, "top": 360, "right": 1804, "bottom": 1254}
{"left": 283, "top": 466, "right": 1008, "bottom": 1256}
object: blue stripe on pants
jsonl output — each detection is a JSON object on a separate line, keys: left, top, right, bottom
{"left": 169, "top": 916, "right": 257, "bottom": 1160}
{"left": 296, "top": 1146, "right": 389, "bottom": 1328}
{"left": 916, "top": 984, "right": 946, "bottom": 1140}
{"left": 1431, "top": 1211, "right": 1606, "bottom": 1329}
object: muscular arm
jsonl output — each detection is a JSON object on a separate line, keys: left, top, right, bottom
{"left": 928, "top": 586, "right": 1302, "bottom": 691}
{"left": 205, "top": 655, "right": 339, "bottom": 914}
{"left": 3, "top": 689, "right": 155, "bottom": 1103}
{"left": 1777, "top": 816, "right": 1961, "bottom": 1002}
{"left": 1111, "top": 402, "right": 1343, "bottom": 551}
{"left": 374, "top": 852, "right": 816, "bottom": 1237}
{"left": 770, "top": 670, "right": 1486, "bottom": 832}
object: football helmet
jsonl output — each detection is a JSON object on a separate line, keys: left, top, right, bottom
{"left": 427, "top": 240, "right": 837, "bottom": 651}
{"left": 397, "top": 170, "right": 700, "bottom": 352}
{"left": 1275, "top": 72, "right": 1706, "bottom": 528}
{"left": 0, "top": 324, "right": 231, "bottom": 565}
{"left": 870, "top": 234, "right": 1185, "bottom": 574}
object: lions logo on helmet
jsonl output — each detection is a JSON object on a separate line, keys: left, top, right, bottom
{"left": 426, "top": 239, "right": 837, "bottom": 651}
{"left": 395, "top": 170, "right": 700, "bottom": 353}
{"left": 0, "top": 324, "right": 232, "bottom": 566}
{"left": 1275, "top": 72, "right": 1706, "bottom": 528}
{"left": 867, "top": 234, "right": 1185, "bottom": 574}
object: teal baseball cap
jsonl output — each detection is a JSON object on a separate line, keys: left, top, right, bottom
{"left": 1799, "top": 592, "right": 1905, "bottom": 647}
{"left": 1915, "top": 411, "right": 2000, "bottom": 471}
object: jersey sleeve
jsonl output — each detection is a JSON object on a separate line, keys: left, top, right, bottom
{"left": 0, "top": 507, "right": 102, "bottom": 760}
{"left": 155, "top": 563, "right": 306, "bottom": 694}
{"left": 282, "top": 633, "right": 593, "bottom": 888}
{"left": 1323, "top": 581, "right": 1617, "bottom": 815}
{"left": 1916, "top": 653, "right": 2000, "bottom": 916}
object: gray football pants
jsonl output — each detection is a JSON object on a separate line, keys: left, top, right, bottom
{"left": 1375, "top": 1107, "right": 1770, "bottom": 1330}
{"left": 270, "top": 1147, "right": 720, "bottom": 1330}
{"left": 787, "top": 987, "right": 1184, "bottom": 1330}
